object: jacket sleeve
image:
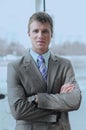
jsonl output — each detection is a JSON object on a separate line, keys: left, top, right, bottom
{"left": 7, "top": 62, "right": 57, "bottom": 122}
{"left": 37, "top": 61, "right": 82, "bottom": 111}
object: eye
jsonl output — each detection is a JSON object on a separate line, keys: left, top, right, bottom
{"left": 33, "top": 29, "right": 38, "bottom": 33}
{"left": 42, "top": 29, "right": 49, "bottom": 34}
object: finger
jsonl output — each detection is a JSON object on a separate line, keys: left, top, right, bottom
{"left": 61, "top": 84, "right": 74, "bottom": 90}
{"left": 60, "top": 86, "right": 74, "bottom": 93}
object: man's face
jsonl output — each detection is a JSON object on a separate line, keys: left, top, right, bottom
{"left": 28, "top": 20, "right": 52, "bottom": 54}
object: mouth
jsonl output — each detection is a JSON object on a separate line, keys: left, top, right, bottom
{"left": 37, "top": 41, "right": 45, "bottom": 45}
{"left": 37, "top": 40, "right": 45, "bottom": 43}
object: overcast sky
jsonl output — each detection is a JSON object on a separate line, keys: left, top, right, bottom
{"left": 46, "top": 0, "right": 86, "bottom": 44}
{"left": 0, "top": 0, "right": 86, "bottom": 48}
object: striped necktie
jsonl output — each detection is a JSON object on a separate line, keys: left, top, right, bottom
{"left": 37, "top": 55, "right": 47, "bottom": 81}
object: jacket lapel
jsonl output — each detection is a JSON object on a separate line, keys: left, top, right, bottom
{"left": 47, "top": 54, "right": 59, "bottom": 93}
{"left": 20, "top": 51, "right": 47, "bottom": 92}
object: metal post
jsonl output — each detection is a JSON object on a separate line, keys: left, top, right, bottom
{"left": 43, "top": 0, "right": 46, "bottom": 12}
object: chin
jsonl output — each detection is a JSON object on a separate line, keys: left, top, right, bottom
{"left": 39, "top": 48, "right": 48, "bottom": 53}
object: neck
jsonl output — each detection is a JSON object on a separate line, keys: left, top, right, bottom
{"left": 32, "top": 48, "right": 49, "bottom": 55}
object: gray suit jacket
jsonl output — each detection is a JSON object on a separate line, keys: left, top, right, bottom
{"left": 7, "top": 51, "right": 81, "bottom": 130}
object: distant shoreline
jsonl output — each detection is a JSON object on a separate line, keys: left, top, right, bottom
{"left": 0, "top": 55, "right": 86, "bottom": 65}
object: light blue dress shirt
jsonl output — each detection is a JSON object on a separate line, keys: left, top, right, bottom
{"left": 29, "top": 49, "right": 50, "bottom": 68}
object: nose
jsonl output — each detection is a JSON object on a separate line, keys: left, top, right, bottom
{"left": 38, "top": 31, "right": 43, "bottom": 38}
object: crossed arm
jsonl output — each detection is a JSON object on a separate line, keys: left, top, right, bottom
{"left": 35, "top": 83, "right": 75, "bottom": 103}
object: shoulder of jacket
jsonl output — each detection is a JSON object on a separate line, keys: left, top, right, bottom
{"left": 51, "top": 53, "right": 71, "bottom": 65}
{"left": 8, "top": 49, "right": 29, "bottom": 66}
{"left": 7, "top": 55, "right": 25, "bottom": 67}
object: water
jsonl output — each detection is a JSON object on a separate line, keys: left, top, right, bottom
{"left": 0, "top": 56, "right": 86, "bottom": 130}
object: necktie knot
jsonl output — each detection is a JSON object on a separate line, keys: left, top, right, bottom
{"left": 37, "top": 55, "right": 45, "bottom": 63}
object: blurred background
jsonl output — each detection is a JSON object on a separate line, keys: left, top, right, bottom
{"left": 0, "top": 0, "right": 86, "bottom": 130}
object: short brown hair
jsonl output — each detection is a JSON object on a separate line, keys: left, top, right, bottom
{"left": 28, "top": 12, "right": 53, "bottom": 37}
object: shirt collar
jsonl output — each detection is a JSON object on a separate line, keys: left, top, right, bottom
{"left": 29, "top": 49, "right": 50, "bottom": 66}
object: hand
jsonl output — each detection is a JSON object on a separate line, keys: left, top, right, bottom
{"left": 35, "top": 95, "right": 38, "bottom": 103}
{"left": 60, "top": 83, "right": 74, "bottom": 93}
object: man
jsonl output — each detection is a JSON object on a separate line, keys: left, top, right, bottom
{"left": 7, "top": 12, "right": 81, "bottom": 130}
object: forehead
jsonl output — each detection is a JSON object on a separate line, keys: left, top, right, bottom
{"left": 30, "top": 20, "right": 51, "bottom": 30}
